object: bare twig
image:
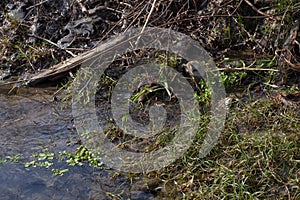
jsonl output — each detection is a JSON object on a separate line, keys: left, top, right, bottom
{"left": 76, "top": 0, "right": 88, "bottom": 14}
{"left": 141, "top": 0, "right": 157, "bottom": 34}
{"left": 26, "top": 0, "right": 49, "bottom": 10}
{"left": 94, "top": 0, "right": 146, "bottom": 47}
{"left": 230, "top": 0, "right": 243, "bottom": 16}
{"left": 244, "top": 0, "right": 276, "bottom": 21}
{"left": 31, "top": 34, "right": 76, "bottom": 57}
{"left": 124, "top": 2, "right": 148, "bottom": 32}
{"left": 216, "top": 67, "right": 278, "bottom": 72}
{"left": 88, "top": 5, "right": 123, "bottom": 15}
{"left": 0, "top": 80, "right": 26, "bottom": 86}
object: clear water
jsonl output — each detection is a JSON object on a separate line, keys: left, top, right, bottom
{"left": 0, "top": 87, "right": 156, "bottom": 199}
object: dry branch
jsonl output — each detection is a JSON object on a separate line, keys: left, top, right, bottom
{"left": 25, "top": 49, "right": 98, "bottom": 85}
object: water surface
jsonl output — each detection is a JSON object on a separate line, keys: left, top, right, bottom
{"left": 0, "top": 86, "right": 156, "bottom": 199}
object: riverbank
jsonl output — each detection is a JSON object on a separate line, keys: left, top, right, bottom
{"left": 0, "top": 0, "right": 299, "bottom": 199}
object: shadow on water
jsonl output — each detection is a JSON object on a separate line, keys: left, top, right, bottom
{"left": 0, "top": 86, "right": 156, "bottom": 200}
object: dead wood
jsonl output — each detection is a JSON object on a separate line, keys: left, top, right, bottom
{"left": 25, "top": 49, "right": 97, "bottom": 86}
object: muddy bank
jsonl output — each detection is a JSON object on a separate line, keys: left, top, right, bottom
{"left": 0, "top": 0, "right": 299, "bottom": 83}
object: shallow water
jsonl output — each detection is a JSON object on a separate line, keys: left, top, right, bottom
{"left": 0, "top": 88, "right": 74, "bottom": 157}
{"left": 0, "top": 86, "right": 156, "bottom": 199}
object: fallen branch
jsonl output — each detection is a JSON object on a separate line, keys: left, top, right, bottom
{"left": 25, "top": 49, "right": 97, "bottom": 85}
{"left": 244, "top": 0, "right": 276, "bottom": 21}
{"left": 216, "top": 67, "right": 279, "bottom": 72}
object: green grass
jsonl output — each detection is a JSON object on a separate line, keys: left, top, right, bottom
{"left": 0, "top": 14, "right": 56, "bottom": 77}
{"left": 148, "top": 96, "right": 300, "bottom": 199}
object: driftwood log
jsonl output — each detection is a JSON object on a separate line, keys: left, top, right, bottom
{"left": 25, "top": 32, "right": 124, "bottom": 86}
{"left": 26, "top": 49, "right": 98, "bottom": 86}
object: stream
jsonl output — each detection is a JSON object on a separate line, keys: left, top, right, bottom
{"left": 0, "top": 86, "right": 156, "bottom": 200}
